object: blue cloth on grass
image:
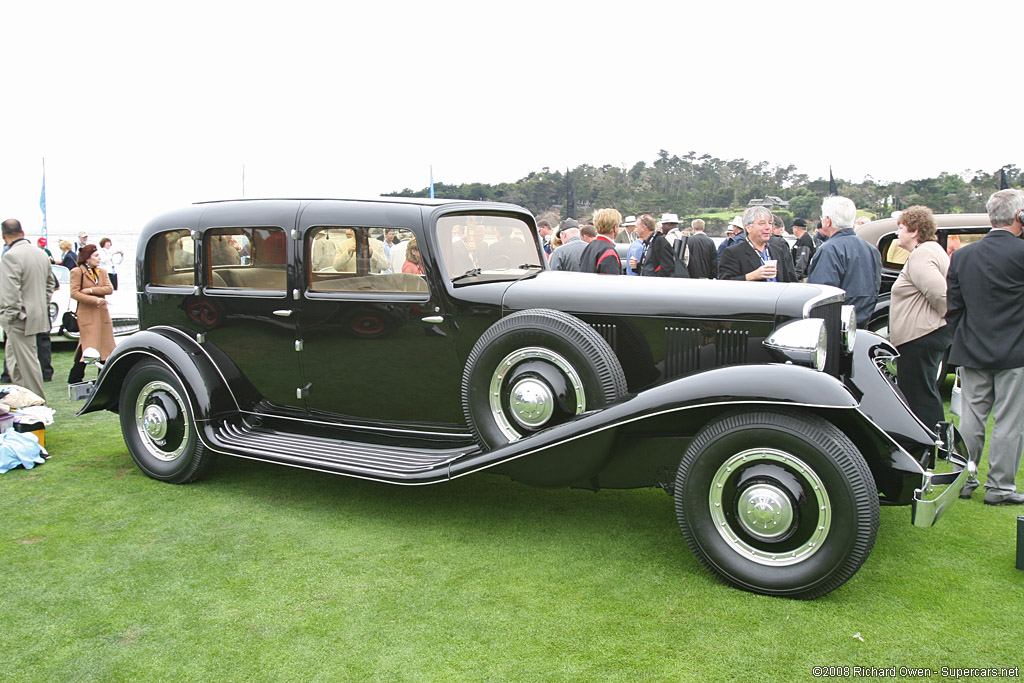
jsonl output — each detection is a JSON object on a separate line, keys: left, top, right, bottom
{"left": 0, "top": 427, "right": 45, "bottom": 473}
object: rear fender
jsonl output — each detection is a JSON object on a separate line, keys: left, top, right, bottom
{"left": 76, "top": 327, "right": 248, "bottom": 421}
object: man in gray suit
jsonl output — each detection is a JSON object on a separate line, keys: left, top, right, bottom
{"left": 947, "top": 189, "right": 1024, "bottom": 505}
{"left": 1, "top": 219, "right": 57, "bottom": 400}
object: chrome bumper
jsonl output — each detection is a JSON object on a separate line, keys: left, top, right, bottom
{"left": 912, "top": 422, "right": 977, "bottom": 527}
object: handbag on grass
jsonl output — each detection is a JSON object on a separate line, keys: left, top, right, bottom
{"left": 950, "top": 368, "right": 962, "bottom": 417}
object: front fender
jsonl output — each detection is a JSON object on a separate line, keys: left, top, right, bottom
{"left": 76, "top": 327, "right": 246, "bottom": 421}
{"left": 450, "top": 363, "right": 863, "bottom": 483}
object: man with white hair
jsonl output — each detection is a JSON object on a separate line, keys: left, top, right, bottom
{"left": 807, "top": 196, "right": 881, "bottom": 326}
{"left": 719, "top": 206, "right": 796, "bottom": 282}
{"left": 548, "top": 219, "right": 587, "bottom": 272}
{"left": 947, "top": 189, "right": 1024, "bottom": 505}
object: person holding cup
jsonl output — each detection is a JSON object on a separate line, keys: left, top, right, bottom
{"left": 719, "top": 206, "right": 796, "bottom": 282}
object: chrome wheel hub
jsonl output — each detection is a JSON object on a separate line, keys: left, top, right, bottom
{"left": 134, "top": 380, "right": 189, "bottom": 462}
{"left": 143, "top": 404, "right": 169, "bottom": 441}
{"left": 709, "top": 448, "right": 831, "bottom": 567}
{"left": 508, "top": 377, "right": 555, "bottom": 429}
{"left": 489, "top": 347, "right": 585, "bottom": 442}
{"left": 736, "top": 483, "right": 793, "bottom": 539}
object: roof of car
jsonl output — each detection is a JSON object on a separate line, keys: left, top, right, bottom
{"left": 856, "top": 213, "right": 991, "bottom": 245}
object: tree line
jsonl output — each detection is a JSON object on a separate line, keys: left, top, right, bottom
{"left": 385, "top": 150, "right": 1019, "bottom": 235}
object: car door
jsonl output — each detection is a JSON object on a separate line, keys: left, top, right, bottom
{"left": 196, "top": 201, "right": 306, "bottom": 412}
{"left": 295, "top": 202, "right": 466, "bottom": 427}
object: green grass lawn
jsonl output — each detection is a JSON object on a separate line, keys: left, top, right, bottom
{"left": 2, "top": 350, "right": 1022, "bottom": 681}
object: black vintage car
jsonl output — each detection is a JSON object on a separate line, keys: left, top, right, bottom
{"left": 76, "top": 198, "right": 973, "bottom": 599}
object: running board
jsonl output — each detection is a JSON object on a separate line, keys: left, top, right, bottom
{"left": 205, "top": 420, "right": 479, "bottom": 483}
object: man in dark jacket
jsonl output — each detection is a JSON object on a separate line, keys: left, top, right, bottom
{"left": 807, "top": 196, "right": 881, "bottom": 326}
{"left": 719, "top": 207, "right": 795, "bottom": 282}
{"left": 791, "top": 218, "right": 815, "bottom": 280}
{"left": 769, "top": 215, "right": 797, "bottom": 279}
{"left": 947, "top": 189, "right": 1024, "bottom": 505}
{"left": 684, "top": 219, "right": 718, "bottom": 279}
{"left": 632, "top": 214, "right": 674, "bottom": 277}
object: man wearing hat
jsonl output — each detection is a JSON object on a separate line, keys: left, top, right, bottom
{"left": 717, "top": 216, "right": 746, "bottom": 261}
{"left": 548, "top": 219, "right": 588, "bottom": 272}
{"left": 37, "top": 237, "right": 55, "bottom": 264}
{"left": 791, "top": 218, "right": 815, "bottom": 280}
{"left": 659, "top": 213, "right": 684, "bottom": 245}
{"left": 73, "top": 231, "right": 90, "bottom": 254}
{"left": 615, "top": 216, "right": 636, "bottom": 244}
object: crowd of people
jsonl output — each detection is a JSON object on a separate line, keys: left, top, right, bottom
{"left": 0, "top": 222, "right": 119, "bottom": 400}
{"left": 542, "top": 191, "right": 1024, "bottom": 506}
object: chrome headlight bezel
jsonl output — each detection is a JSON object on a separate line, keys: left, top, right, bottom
{"left": 763, "top": 318, "right": 828, "bottom": 371}
{"left": 840, "top": 305, "right": 857, "bottom": 353}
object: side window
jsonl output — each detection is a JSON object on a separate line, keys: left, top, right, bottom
{"left": 943, "top": 230, "right": 985, "bottom": 258}
{"left": 879, "top": 234, "right": 909, "bottom": 269}
{"left": 308, "top": 227, "right": 427, "bottom": 293}
{"left": 206, "top": 227, "right": 287, "bottom": 291}
{"left": 149, "top": 229, "right": 195, "bottom": 286}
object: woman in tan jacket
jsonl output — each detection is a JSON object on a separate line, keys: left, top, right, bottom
{"left": 890, "top": 206, "right": 951, "bottom": 429}
{"left": 68, "top": 244, "right": 116, "bottom": 383}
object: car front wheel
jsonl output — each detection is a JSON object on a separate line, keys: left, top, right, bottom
{"left": 462, "top": 309, "right": 627, "bottom": 449}
{"left": 119, "top": 360, "right": 215, "bottom": 484}
{"left": 675, "top": 409, "right": 878, "bottom": 599}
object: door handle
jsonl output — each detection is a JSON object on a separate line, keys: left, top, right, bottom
{"left": 421, "top": 316, "right": 444, "bottom": 324}
{"left": 273, "top": 310, "right": 294, "bottom": 317}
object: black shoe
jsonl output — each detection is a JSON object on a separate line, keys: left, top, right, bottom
{"left": 983, "top": 492, "right": 1024, "bottom": 506}
{"left": 959, "top": 484, "right": 977, "bottom": 500}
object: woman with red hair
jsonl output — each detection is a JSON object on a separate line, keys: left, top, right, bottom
{"left": 67, "top": 244, "right": 116, "bottom": 384}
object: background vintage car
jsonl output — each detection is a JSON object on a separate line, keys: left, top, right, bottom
{"left": 76, "top": 198, "right": 971, "bottom": 601}
{"left": 856, "top": 213, "right": 991, "bottom": 382}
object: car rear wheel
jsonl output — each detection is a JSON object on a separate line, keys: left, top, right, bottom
{"left": 119, "top": 360, "right": 215, "bottom": 484}
{"left": 675, "top": 409, "right": 878, "bottom": 599}
{"left": 462, "top": 309, "right": 627, "bottom": 449}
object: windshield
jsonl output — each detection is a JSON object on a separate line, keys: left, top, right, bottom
{"left": 435, "top": 214, "right": 544, "bottom": 284}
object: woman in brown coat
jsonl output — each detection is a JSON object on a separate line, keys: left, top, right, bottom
{"left": 68, "top": 244, "right": 116, "bottom": 383}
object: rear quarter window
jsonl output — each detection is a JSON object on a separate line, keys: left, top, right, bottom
{"left": 148, "top": 229, "right": 195, "bottom": 286}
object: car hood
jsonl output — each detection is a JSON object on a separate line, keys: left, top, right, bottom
{"left": 502, "top": 271, "right": 841, "bottom": 321}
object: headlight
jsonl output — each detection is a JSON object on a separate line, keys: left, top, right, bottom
{"left": 840, "top": 305, "right": 857, "bottom": 353}
{"left": 763, "top": 318, "right": 827, "bottom": 371}
{"left": 48, "top": 302, "right": 59, "bottom": 325}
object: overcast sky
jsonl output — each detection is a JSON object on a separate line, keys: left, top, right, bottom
{"left": 3, "top": 1, "right": 1021, "bottom": 239}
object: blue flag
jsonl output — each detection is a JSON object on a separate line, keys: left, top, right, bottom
{"left": 39, "top": 160, "right": 48, "bottom": 241}
{"left": 429, "top": 166, "right": 435, "bottom": 199}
